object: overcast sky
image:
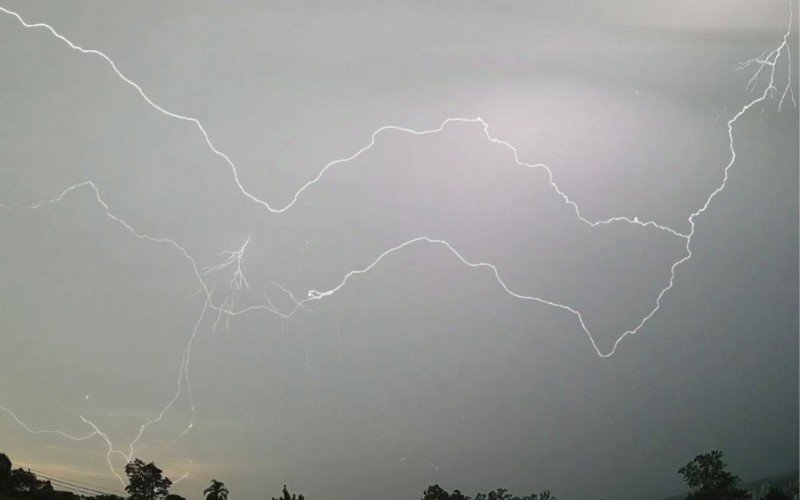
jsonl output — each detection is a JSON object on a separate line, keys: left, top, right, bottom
{"left": 0, "top": 1, "right": 797, "bottom": 499}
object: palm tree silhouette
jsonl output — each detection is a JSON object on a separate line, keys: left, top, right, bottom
{"left": 204, "top": 479, "right": 229, "bottom": 500}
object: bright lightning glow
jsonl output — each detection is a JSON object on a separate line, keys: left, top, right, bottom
{"left": 0, "top": 0, "right": 795, "bottom": 492}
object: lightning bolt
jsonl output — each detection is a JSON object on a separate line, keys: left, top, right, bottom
{"left": 0, "top": 182, "right": 236, "bottom": 486}
{"left": 0, "top": 0, "right": 795, "bottom": 491}
{"left": 171, "top": 459, "right": 194, "bottom": 486}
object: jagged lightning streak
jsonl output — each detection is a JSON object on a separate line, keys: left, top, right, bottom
{"left": 0, "top": 0, "right": 795, "bottom": 491}
{"left": 0, "top": 405, "right": 99, "bottom": 442}
{"left": 0, "top": 4, "right": 684, "bottom": 238}
{"left": 171, "top": 459, "right": 194, "bottom": 486}
{"left": 213, "top": 2, "right": 795, "bottom": 361}
{"left": 222, "top": 4, "right": 797, "bottom": 357}
{"left": 263, "top": 2, "right": 795, "bottom": 360}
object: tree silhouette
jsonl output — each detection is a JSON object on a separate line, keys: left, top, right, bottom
{"left": 761, "top": 485, "right": 790, "bottom": 500}
{"left": 124, "top": 459, "right": 172, "bottom": 500}
{"left": 423, "top": 484, "right": 452, "bottom": 500}
{"left": 272, "top": 484, "right": 305, "bottom": 500}
{"left": 424, "top": 485, "right": 556, "bottom": 500}
{"left": 475, "top": 489, "right": 513, "bottom": 500}
{"left": 0, "top": 452, "right": 11, "bottom": 496}
{"left": 8, "top": 467, "right": 51, "bottom": 495}
{"left": 204, "top": 479, "right": 229, "bottom": 500}
{"left": 516, "top": 492, "right": 556, "bottom": 500}
{"left": 678, "top": 451, "right": 749, "bottom": 500}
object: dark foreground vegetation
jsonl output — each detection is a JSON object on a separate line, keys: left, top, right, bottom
{"left": 0, "top": 449, "right": 796, "bottom": 499}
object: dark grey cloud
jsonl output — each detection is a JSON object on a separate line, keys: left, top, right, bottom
{"left": 0, "top": 1, "right": 796, "bottom": 499}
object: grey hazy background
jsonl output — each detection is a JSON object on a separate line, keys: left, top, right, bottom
{"left": 0, "top": 1, "right": 797, "bottom": 499}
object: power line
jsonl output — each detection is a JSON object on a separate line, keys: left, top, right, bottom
{"left": 44, "top": 477, "right": 120, "bottom": 497}
{"left": 39, "top": 477, "right": 115, "bottom": 497}
{"left": 44, "top": 480, "right": 101, "bottom": 497}
{"left": 29, "top": 475, "right": 103, "bottom": 497}
{"left": 31, "top": 470, "right": 121, "bottom": 494}
{"left": 24, "top": 468, "right": 124, "bottom": 498}
{"left": 25, "top": 466, "right": 125, "bottom": 494}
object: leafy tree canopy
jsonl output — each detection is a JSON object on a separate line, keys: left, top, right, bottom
{"left": 124, "top": 458, "right": 172, "bottom": 500}
{"left": 678, "top": 450, "right": 749, "bottom": 500}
